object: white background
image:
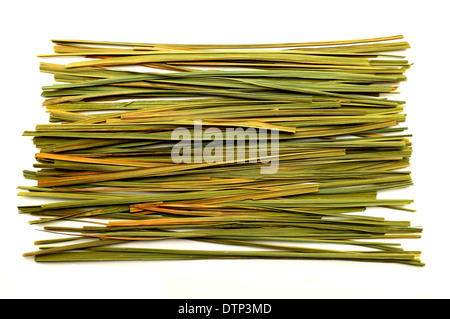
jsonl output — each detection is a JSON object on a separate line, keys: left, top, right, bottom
{"left": 1, "top": 0, "right": 449, "bottom": 299}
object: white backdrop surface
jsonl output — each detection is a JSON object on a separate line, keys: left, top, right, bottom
{"left": 1, "top": 0, "right": 449, "bottom": 299}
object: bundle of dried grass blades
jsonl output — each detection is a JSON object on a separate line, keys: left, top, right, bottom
{"left": 18, "top": 35, "right": 423, "bottom": 266}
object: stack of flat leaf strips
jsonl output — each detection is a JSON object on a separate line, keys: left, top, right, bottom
{"left": 18, "top": 35, "right": 423, "bottom": 266}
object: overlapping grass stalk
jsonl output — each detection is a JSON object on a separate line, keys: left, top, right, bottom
{"left": 18, "top": 35, "right": 423, "bottom": 266}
